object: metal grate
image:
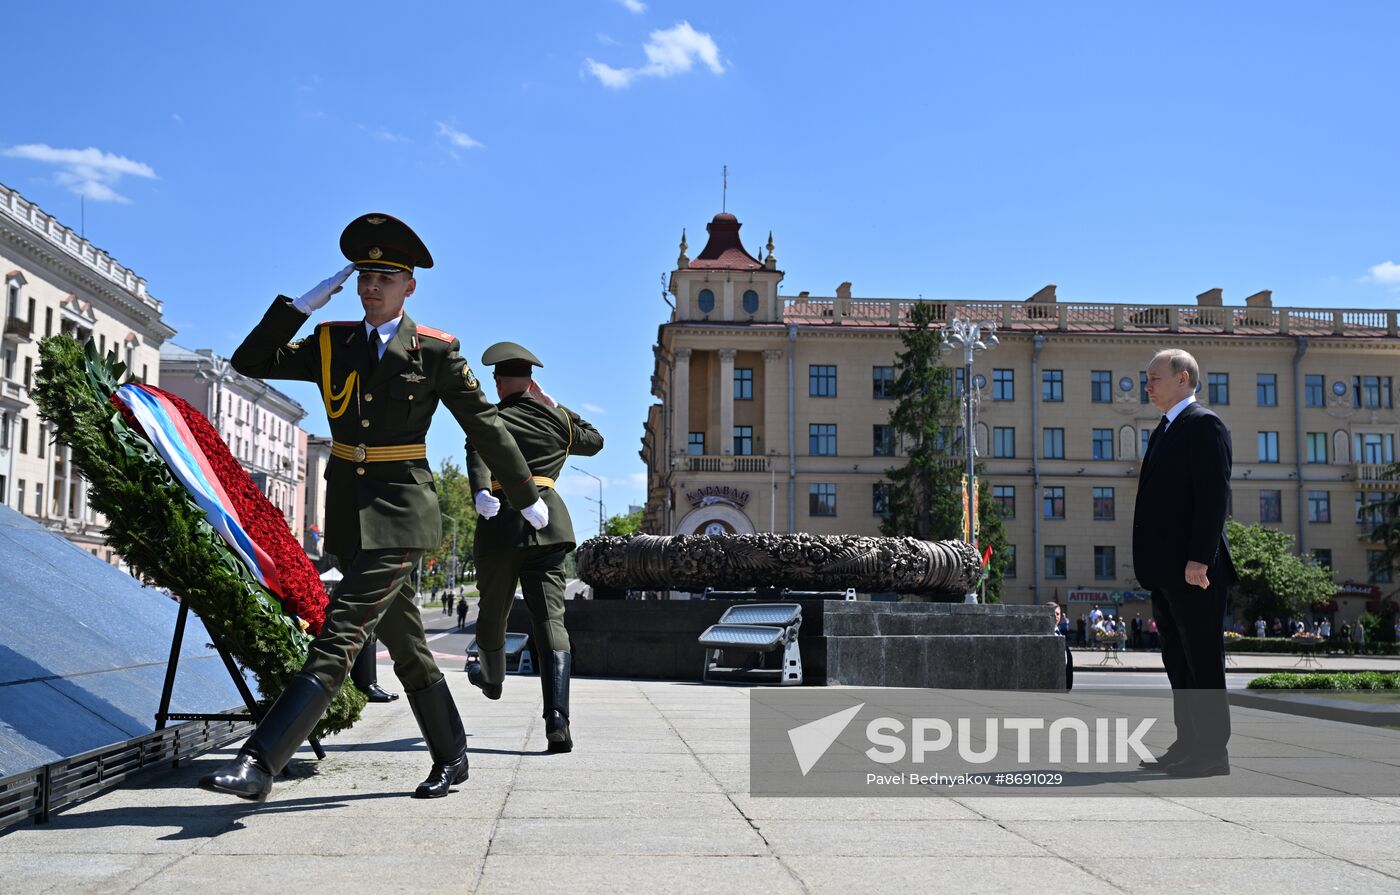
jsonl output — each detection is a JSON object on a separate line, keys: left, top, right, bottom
{"left": 0, "top": 715, "right": 251, "bottom": 832}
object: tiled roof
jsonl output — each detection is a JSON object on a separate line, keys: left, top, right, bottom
{"left": 689, "top": 212, "right": 763, "bottom": 271}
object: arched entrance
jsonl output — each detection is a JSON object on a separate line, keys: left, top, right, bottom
{"left": 675, "top": 502, "right": 756, "bottom": 536}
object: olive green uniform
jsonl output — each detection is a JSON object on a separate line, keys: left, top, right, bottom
{"left": 231, "top": 297, "right": 541, "bottom": 692}
{"left": 467, "top": 395, "right": 603, "bottom": 654}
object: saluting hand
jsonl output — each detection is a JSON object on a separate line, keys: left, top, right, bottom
{"left": 292, "top": 263, "right": 355, "bottom": 314}
{"left": 1185, "top": 560, "right": 1210, "bottom": 589}
{"left": 526, "top": 380, "right": 558, "bottom": 408}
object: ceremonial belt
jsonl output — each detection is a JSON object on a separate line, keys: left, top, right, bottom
{"left": 490, "top": 475, "right": 556, "bottom": 493}
{"left": 331, "top": 441, "right": 427, "bottom": 463}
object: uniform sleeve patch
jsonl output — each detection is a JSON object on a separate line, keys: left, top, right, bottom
{"left": 417, "top": 324, "right": 455, "bottom": 342}
{"left": 462, "top": 364, "right": 479, "bottom": 390}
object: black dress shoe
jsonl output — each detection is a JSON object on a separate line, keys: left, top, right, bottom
{"left": 466, "top": 648, "right": 505, "bottom": 701}
{"left": 361, "top": 682, "right": 399, "bottom": 703}
{"left": 543, "top": 651, "right": 573, "bottom": 754}
{"left": 1139, "top": 747, "right": 1186, "bottom": 770}
{"left": 199, "top": 751, "right": 274, "bottom": 802}
{"left": 407, "top": 677, "right": 470, "bottom": 798}
{"left": 414, "top": 748, "right": 470, "bottom": 798}
{"left": 1163, "top": 756, "right": 1230, "bottom": 778}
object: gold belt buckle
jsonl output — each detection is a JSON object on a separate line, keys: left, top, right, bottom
{"left": 353, "top": 444, "right": 368, "bottom": 462}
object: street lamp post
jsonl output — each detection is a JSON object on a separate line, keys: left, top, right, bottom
{"left": 571, "top": 465, "right": 605, "bottom": 536}
{"left": 940, "top": 317, "right": 999, "bottom": 603}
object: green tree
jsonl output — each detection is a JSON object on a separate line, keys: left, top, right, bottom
{"left": 1366, "top": 462, "right": 1400, "bottom": 641}
{"left": 1225, "top": 519, "right": 1336, "bottom": 621}
{"left": 878, "top": 301, "right": 1006, "bottom": 600}
{"left": 423, "top": 458, "right": 477, "bottom": 590}
{"left": 604, "top": 509, "right": 644, "bottom": 536}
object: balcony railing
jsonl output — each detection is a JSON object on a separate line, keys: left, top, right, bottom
{"left": 685, "top": 454, "right": 770, "bottom": 473}
{"left": 3, "top": 316, "right": 31, "bottom": 342}
{"left": 1355, "top": 464, "right": 1399, "bottom": 489}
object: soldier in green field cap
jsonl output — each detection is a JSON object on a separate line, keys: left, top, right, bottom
{"left": 466, "top": 341, "right": 603, "bottom": 753}
{"left": 200, "top": 213, "right": 550, "bottom": 802}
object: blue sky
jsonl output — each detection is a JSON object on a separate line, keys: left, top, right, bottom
{"left": 5, "top": 2, "right": 1398, "bottom": 535}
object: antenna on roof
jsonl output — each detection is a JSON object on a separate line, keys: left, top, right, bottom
{"left": 722, "top": 164, "right": 728, "bottom": 212}
{"left": 661, "top": 272, "right": 674, "bottom": 310}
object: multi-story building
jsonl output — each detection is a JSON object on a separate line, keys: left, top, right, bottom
{"left": 159, "top": 343, "right": 309, "bottom": 545}
{"left": 302, "top": 434, "right": 331, "bottom": 566}
{"left": 642, "top": 210, "right": 1400, "bottom": 610}
{"left": 0, "top": 182, "right": 174, "bottom": 563}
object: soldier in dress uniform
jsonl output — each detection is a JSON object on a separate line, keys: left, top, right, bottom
{"left": 200, "top": 213, "right": 549, "bottom": 802}
{"left": 465, "top": 342, "right": 603, "bottom": 753}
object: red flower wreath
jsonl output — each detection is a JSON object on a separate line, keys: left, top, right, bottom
{"left": 112, "top": 388, "right": 329, "bottom": 634}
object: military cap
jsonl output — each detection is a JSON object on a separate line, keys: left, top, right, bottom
{"left": 482, "top": 341, "right": 542, "bottom": 378}
{"left": 340, "top": 212, "right": 434, "bottom": 274}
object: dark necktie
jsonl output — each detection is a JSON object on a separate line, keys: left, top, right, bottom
{"left": 1143, "top": 415, "right": 1168, "bottom": 465}
{"left": 366, "top": 328, "right": 380, "bottom": 371}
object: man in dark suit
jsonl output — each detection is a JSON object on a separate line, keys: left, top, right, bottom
{"left": 1133, "top": 348, "right": 1237, "bottom": 778}
{"left": 465, "top": 342, "right": 604, "bottom": 754}
{"left": 200, "top": 213, "right": 548, "bottom": 802}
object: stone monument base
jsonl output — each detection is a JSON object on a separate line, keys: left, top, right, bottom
{"left": 506, "top": 599, "right": 1065, "bottom": 690}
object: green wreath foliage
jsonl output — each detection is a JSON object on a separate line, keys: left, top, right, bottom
{"left": 33, "top": 335, "right": 364, "bottom": 738}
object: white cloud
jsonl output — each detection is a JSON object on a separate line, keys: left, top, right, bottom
{"left": 435, "top": 122, "right": 484, "bottom": 150}
{"left": 359, "top": 125, "right": 411, "bottom": 144}
{"left": 585, "top": 21, "right": 724, "bottom": 90}
{"left": 581, "top": 402, "right": 608, "bottom": 414}
{"left": 628, "top": 472, "right": 647, "bottom": 487}
{"left": 1364, "top": 261, "right": 1400, "bottom": 288}
{"left": 2, "top": 143, "right": 157, "bottom": 204}
{"left": 616, "top": 0, "right": 647, "bottom": 13}
{"left": 171, "top": 112, "right": 184, "bottom": 125}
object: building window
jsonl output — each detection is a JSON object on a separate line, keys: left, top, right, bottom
{"left": 1356, "top": 433, "right": 1396, "bottom": 465}
{"left": 1260, "top": 489, "right": 1282, "bottom": 524}
{"left": 1091, "top": 428, "right": 1113, "bottom": 460}
{"left": 1003, "top": 544, "right": 1017, "bottom": 578}
{"left": 15, "top": 480, "right": 24, "bottom": 513}
{"left": 1305, "top": 432, "right": 1327, "bottom": 464}
{"left": 873, "top": 424, "right": 895, "bottom": 457}
{"left": 1042, "top": 369, "right": 1063, "bottom": 402}
{"left": 734, "top": 367, "right": 753, "bottom": 400}
{"left": 1307, "top": 491, "right": 1331, "bottom": 524}
{"left": 809, "top": 424, "right": 837, "bottom": 456}
{"left": 1139, "top": 370, "right": 1149, "bottom": 404}
{"left": 733, "top": 426, "right": 753, "bottom": 456}
{"left": 44, "top": 308, "right": 53, "bottom": 338}
{"left": 37, "top": 423, "right": 45, "bottom": 459}
{"left": 993, "top": 426, "right": 1015, "bottom": 458}
{"left": 1090, "top": 370, "right": 1112, "bottom": 403}
{"left": 1093, "top": 486, "right": 1115, "bottom": 520}
{"left": 1312, "top": 548, "right": 1332, "bottom": 569}
{"left": 26, "top": 298, "right": 35, "bottom": 328}
{"left": 1043, "top": 428, "right": 1065, "bottom": 459}
{"left": 688, "top": 432, "right": 705, "bottom": 456}
{"left": 1304, "top": 374, "right": 1325, "bottom": 407}
{"left": 1258, "top": 431, "right": 1280, "bottom": 463}
{"left": 993, "top": 484, "right": 1015, "bottom": 519}
{"left": 810, "top": 483, "right": 837, "bottom": 516}
{"left": 742, "top": 289, "right": 759, "bottom": 314}
{"left": 23, "top": 357, "right": 32, "bottom": 391}
{"left": 809, "top": 365, "right": 837, "bottom": 397}
{"left": 992, "top": 368, "right": 1014, "bottom": 401}
{"left": 1257, "top": 373, "right": 1278, "bottom": 407}
{"left": 1353, "top": 375, "right": 1393, "bottom": 410}
{"left": 1207, "top": 372, "right": 1230, "bottom": 405}
{"left": 5, "top": 282, "right": 17, "bottom": 318}
{"left": 1141, "top": 427, "right": 1153, "bottom": 458}
{"left": 19, "top": 418, "right": 28, "bottom": 454}
{"left": 697, "top": 289, "right": 715, "bottom": 314}
{"left": 34, "top": 483, "right": 43, "bottom": 516}
{"left": 1094, "top": 546, "right": 1116, "bottom": 580}
{"left": 1356, "top": 491, "right": 1386, "bottom": 526}
{"left": 0, "top": 412, "right": 7, "bottom": 450}
{"left": 1044, "top": 545, "right": 1067, "bottom": 579}
{"left": 872, "top": 366, "right": 896, "bottom": 399}
{"left": 1368, "top": 549, "right": 1393, "bottom": 584}
{"left": 872, "top": 483, "right": 891, "bottom": 517}
{"left": 3, "top": 348, "right": 13, "bottom": 381}
{"left": 1043, "top": 486, "right": 1065, "bottom": 520}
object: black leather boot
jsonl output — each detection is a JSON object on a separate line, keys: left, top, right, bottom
{"left": 199, "top": 672, "right": 333, "bottom": 802}
{"left": 406, "top": 677, "right": 469, "bottom": 798}
{"left": 466, "top": 646, "right": 505, "bottom": 700}
{"left": 543, "top": 650, "right": 572, "bottom": 753}
{"left": 351, "top": 640, "right": 399, "bottom": 702}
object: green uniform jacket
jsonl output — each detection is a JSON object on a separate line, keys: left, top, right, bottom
{"left": 231, "top": 297, "right": 540, "bottom": 559}
{"left": 467, "top": 395, "right": 604, "bottom": 551}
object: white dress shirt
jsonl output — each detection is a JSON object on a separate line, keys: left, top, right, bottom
{"left": 364, "top": 315, "right": 404, "bottom": 360}
{"left": 1162, "top": 394, "right": 1196, "bottom": 430}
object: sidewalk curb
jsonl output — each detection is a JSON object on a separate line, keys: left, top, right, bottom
{"left": 1229, "top": 691, "right": 1400, "bottom": 727}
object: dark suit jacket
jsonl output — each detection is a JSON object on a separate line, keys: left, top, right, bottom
{"left": 467, "top": 395, "right": 604, "bottom": 551}
{"left": 1132, "top": 401, "right": 1238, "bottom": 592}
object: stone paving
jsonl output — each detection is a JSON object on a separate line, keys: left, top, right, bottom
{"left": 2, "top": 668, "right": 1399, "bottom": 894}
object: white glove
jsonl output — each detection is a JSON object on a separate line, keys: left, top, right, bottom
{"left": 526, "top": 380, "right": 558, "bottom": 408}
{"left": 292, "top": 263, "right": 355, "bottom": 315}
{"left": 473, "top": 489, "right": 500, "bottom": 519}
{"left": 521, "top": 497, "right": 550, "bottom": 530}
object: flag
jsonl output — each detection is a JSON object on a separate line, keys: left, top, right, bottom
{"left": 981, "top": 543, "right": 993, "bottom": 567}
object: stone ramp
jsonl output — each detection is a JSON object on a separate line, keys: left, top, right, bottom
{"left": 0, "top": 504, "right": 249, "bottom": 777}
